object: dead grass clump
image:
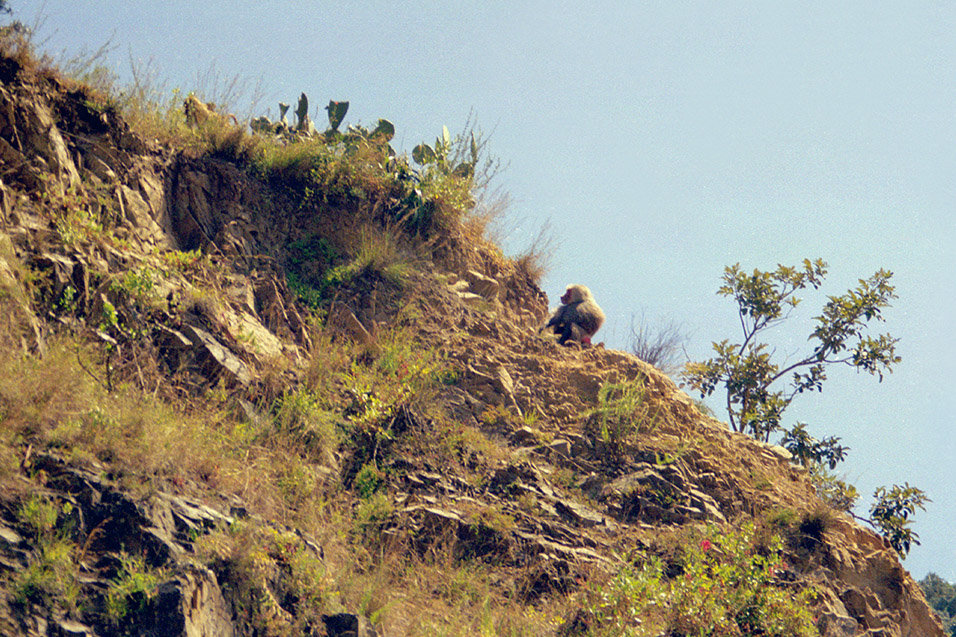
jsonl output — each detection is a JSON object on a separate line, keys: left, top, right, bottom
{"left": 0, "top": 340, "right": 95, "bottom": 440}
{"left": 0, "top": 21, "right": 39, "bottom": 81}
{"left": 628, "top": 311, "right": 689, "bottom": 377}
{"left": 303, "top": 330, "right": 353, "bottom": 395}
{"left": 107, "top": 56, "right": 264, "bottom": 160}
{"left": 512, "top": 221, "right": 556, "bottom": 285}
{"left": 365, "top": 548, "right": 566, "bottom": 637}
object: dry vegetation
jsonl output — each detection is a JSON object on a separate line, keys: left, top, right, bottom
{"left": 0, "top": 23, "right": 941, "bottom": 637}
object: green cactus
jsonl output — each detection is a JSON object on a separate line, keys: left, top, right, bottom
{"left": 326, "top": 100, "right": 349, "bottom": 132}
{"left": 250, "top": 116, "right": 272, "bottom": 133}
{"left": 295, "top": 93, "right": 309, "bottom": 130}
{"left": 440, "top": 125, "right": 451, "bottom": 152}
{"left": 412, "top": 143, "right": 436, "bottom": 166}
{"left": 370, "top": 119, "right": 395, "bottom": 142}
{"left": 412, "top": 127, "right": 479, "bottom": 182}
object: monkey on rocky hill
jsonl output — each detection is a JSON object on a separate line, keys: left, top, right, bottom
{"left": 540, "top": 284, "right": 605, "bottom": 346}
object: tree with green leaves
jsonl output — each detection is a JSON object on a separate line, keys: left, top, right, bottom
{"left": 919, "top": 572, "right": 956, "bottom": 635}
{"left": 684, "top": 258, "right": 899, "bottom": 441}
{"left": 684, "top": 259, "right": 928, "bottom": 556}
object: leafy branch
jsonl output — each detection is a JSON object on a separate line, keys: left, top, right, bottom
{"left": 684, "top": 259, "right": 899, "bottom": 440}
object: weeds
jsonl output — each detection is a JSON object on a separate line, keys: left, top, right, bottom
{"left": 584, "top": 378, "right": 659, "bottom": 461}
{"left": 353, "top": 492, "right": 394, "bottom": 546}
{"left": 9, "top": 495, "right": 80, "bottom": 613}
{"left": 271, "top": 386, "right": 341, "bottom": 463}
{"left": 11, "top": 537, "right": 80, "bottom": 611}
{"left": 110, "top": 265, "right": 158, "bottom": 307}
{"left": 196, "top": 522, "right": 336, "bottom": 635}
{"left": 37, "top": 173, "right": 117, "bottom": 247}
{"left": 576, "top": 522, "right": 818, "bottom": 636}
{"left": 104, "top": 553, "right": 165, "bottom": 623}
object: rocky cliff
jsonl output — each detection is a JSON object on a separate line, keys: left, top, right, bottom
{"left": 0, "top": 40, "right": 944, "bottom": 636}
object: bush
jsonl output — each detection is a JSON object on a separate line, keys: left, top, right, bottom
{"left": 684, "top": 259, "right": 899, "bottom": 440}
{"left": 576, "top": 522, "right": 818, "bottom": 636}
{"left": 684, "top": 259, "right": 926, "bottom": 553}
{"left": 583, "top": 379, "right": 658, "bottom": 462}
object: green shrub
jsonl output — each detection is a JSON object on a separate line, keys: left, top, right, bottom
{"left": 11, "top": 538, "right": 79, "bottom": 610}
{"left": 578, "top": 522, "right": 818, "bottom": 636}
{"left": 354, "top": 492, "right": 393, "bottom": 545}
{"left": 584, "top": 379, "right": 658, "bottom": 461}
{"left": 10, "top": 497, "right": 81, "bottom": 612}
{"left": 105, "top": 553, "right": 165, "bottom": 622}
{"left": 355, "top": 462, "right": 386, "bottom": 500}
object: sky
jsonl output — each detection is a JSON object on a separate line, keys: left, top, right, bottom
{"left": 14, "top": 2, "right": 956, "bottom": 581}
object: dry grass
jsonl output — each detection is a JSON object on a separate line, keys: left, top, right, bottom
{"left": 334, "top": 535, "right": 571, "bottom": 637}
{"left": 627, "top": 311, "right": 689, "bottom": 376}
{"left": 512, "top": 219, "right": 557, "bottom": 284}
{"left": 0, "top": 22, "right": 41, "bottom": 75}
{"left": 0, "top": 37, "right": 626, "bottom": 635}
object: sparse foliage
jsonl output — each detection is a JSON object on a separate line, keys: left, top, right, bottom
{"left": 868, "top": 484, "right": 931, "bottom": 557}
{"left": 781, "top": 422, "right": 848, "bottom": 470}
{"left": 577, "top": 522, "right": 818, "bottom": 636}
{"left": 584, "top": 379, "right": 658, "bottom": 461}
{"left": 627, "top": 311, "right": 688, "bottom": 376}
{"left": 806, "top": 463, "right": 859, "bottom": 512}
{"left": 684, "top": 259, "right": 899, "bottom": 440}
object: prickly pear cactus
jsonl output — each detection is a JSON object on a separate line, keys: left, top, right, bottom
{"left": 371, "top": 119, "right": 395, "bottom": 142}
{"left": 250, "top": 116, "right": 272, "bottom": 133}
{"left": 295, "top": 93, "right": 310, "bottom": 131}
{"left": 412, "top": 143, "right": 437, "bottom": 165}
{"left": 326, "top": 101, "right": 349, "bottom": 132}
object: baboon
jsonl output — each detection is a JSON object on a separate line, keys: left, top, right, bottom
{"left": 541, "top": 284, "right": 606, "bottom": 345}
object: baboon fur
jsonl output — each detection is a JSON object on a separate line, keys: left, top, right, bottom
{"left": 541, "top": 284, "right": 605, "bottom": 345}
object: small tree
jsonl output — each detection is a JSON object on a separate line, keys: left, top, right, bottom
{"left": 683, "top": 258, "right": 900, "bottom": 441}
{"left": 685, "top": 259, "right": 927, "bottom": 556}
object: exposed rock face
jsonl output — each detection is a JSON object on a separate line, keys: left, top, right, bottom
{"left": 138, "top": 566, "right": 235, "bottom": 637}
{"left": 0, "top": 455, "right": 245, "bottom": 636}
{"left": 0, "top": 49, "right": 944, "bottom": 637}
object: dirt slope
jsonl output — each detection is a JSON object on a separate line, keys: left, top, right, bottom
{"left": 0, "top": 44, "right": 944, "bottom": 636}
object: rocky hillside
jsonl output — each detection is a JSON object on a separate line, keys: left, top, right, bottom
{"left": 0, "top": 37, "right": 944, "bottom": 636}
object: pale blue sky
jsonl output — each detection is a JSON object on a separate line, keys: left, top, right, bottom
{"left": 17, "top": 1, "right": 956, "bottom": 580}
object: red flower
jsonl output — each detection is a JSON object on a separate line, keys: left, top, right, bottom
{"left": 700, "top": 539, "right": 713, "bottom": 551}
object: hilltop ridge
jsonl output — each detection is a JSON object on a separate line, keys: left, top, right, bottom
{"left": 0, "top": 39, "right": 944, "bottom": 636}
